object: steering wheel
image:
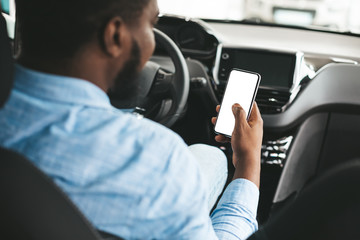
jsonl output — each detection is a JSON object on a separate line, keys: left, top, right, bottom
{"left": 111, "top": 28, "right": 190, "bottom": 128}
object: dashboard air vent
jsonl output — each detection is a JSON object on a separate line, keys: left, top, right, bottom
{"left": 256, "top": 88, "right": 291, "bottom": 114}
{"left": 216, "top": 85, "right": 291, "bottom": 114}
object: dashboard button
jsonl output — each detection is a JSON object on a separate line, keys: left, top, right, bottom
{"left": 222, "top": 53, "right": 230, "bottom": 60}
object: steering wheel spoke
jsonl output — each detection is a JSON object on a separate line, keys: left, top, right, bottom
{"left": 151, "top": 69, "right": 175, "bottom": 96}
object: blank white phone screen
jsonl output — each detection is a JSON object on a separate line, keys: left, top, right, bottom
{"left": 215, "top": 70, "right": 260, "bottom": 137}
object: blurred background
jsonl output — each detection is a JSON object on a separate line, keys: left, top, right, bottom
{"left": 2, "top": 0, "right": 360, "bottom": 37}
{"left": 158, "top": 0, "right": 360, "bottom": 34}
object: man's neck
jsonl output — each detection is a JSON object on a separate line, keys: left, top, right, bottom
{"left": 17, "top": 54, "right": 110, "bottom": 93}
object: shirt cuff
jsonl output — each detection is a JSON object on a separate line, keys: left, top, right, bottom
{"left": 217, "top": 178, "right": 260, "bottom": 216}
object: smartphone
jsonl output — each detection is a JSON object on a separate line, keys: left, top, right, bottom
{"left": 214, "top": 69, "right": 261, "bottom": 137}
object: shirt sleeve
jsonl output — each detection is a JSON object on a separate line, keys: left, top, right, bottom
{"left": 211, "top": 178, "right": 260, "bottom": 240}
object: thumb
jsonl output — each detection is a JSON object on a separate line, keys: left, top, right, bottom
{"left": 232, "top": 103, "right": 247, "bottom": 130}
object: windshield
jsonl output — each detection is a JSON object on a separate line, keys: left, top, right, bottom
{"left": 158, "top": 0, "right": 360, "bottom": 34}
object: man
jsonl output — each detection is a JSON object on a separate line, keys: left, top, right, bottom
{"left": 0, "top": 0, "right": 263, "bottom": 239}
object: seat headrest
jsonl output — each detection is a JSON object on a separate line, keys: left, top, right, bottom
{"left": 0, "top": 12, "right": 14, "bottom": 108}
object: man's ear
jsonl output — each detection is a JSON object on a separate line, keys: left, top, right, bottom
{"left": 102, "top": 16, "right": 131, "bottom": 58}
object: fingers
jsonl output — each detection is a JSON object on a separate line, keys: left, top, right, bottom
{"left": 212, "top": 105, "right": 220, "bottom": 125}
{"left": 248, "top": 102, "right": 263, "bottom": 126}
{"left": 215, "top": 134, "right": 230, "bottom": 143}
{"left": 211, "top": 117, "right": 217, "bottom": 125}
{"left": 249, "top": 102, "right": 260, "bottom": 119}
{"left": 232, "top": 103, "right": 247, "bottom": 131}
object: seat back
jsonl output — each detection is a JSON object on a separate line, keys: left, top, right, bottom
{"left": 249, "top": 160, "right": 360, "bottom": 240}
{"left": 272, "top": 64, "right": 360, "bottom": 209}
{"left": 0, "top": 147, "right": 103, "bottom": 240}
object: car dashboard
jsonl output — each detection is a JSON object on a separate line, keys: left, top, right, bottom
{"left": 155, "top": 15, "right": 360, "bottom": 222}
{"left": 155, "top": 14, "right": 359, "bottom": 157}
{"left": 156, "top": 15, "right": 359, "bottom": 114}
{"left": 155, "top": 16, "right": 360, "bottom": 125}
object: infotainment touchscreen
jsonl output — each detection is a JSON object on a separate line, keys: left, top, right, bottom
{"left": 218, "top": 48, "right": 296, "bottom": 89}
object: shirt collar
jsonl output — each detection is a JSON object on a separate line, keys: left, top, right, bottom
{"left": 14, "top": 64, "right": 112, "bottom": 108}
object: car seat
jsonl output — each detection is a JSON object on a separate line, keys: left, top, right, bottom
{"left": 248, "top": 159, "right": 360, "bottom": 240}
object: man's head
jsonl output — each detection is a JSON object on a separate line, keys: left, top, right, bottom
{"left": 16, "top": 0, "right": 159, "bottom": 94}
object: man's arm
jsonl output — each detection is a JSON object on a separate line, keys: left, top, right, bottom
{"left": 211, "top": 103, "right": 263, "bottom": 239}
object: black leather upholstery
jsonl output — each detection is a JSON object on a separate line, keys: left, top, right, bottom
{"left": 0, "top": 147, "right": 103, "bottom": 240}
{"left": 248, "top": 160, "right": 360, "bottom": 240}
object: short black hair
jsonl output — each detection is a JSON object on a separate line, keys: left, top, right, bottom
{"left": 15, "top": 0, "right": 151, "bottom": 59}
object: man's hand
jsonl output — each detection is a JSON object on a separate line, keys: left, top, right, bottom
{"left": 212, "top": 103, "right": 263, "bottom": 188}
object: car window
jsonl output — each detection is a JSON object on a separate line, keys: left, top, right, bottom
{"left": 1, "top": 0, "right": 10, "bottom": 14}
{"left": 1, "top": 0, "right": 15, "bottom": 38}
{"left": 158, "top": 0, "right": 360, "bottom": 35}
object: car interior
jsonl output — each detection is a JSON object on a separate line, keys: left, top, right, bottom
{"left": 1, "top": 0, "right": 360, "bottom": 239}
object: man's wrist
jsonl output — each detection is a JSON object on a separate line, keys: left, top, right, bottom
{"left": 233, "top": 150, "right": 260, "bottom": 162}
{"left": 232, "top": 154, "right": 261, "bottom": 188}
